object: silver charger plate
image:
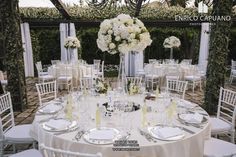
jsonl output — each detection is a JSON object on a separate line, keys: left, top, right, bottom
{"left": 42, "top": 118, "right": 78, "bottom": 132}
{"left": 83, "top": 127, "right": 122, "bottom": 145}
{"left": 38, "top": 103, "right": 63, "bottom": 114}
{"left": 148, "top": 125, "right": 185, "bottom": 141}
{"left": 178, "top": 113, "right": 208, "bottom": 125}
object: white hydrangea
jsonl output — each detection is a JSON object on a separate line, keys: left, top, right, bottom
{"left": 163, "top": 36, "right": 181, "bottom": 48}
{"left": 64, "top": 36, "right": 81, "bottom": 49}
{"left": 97, "top": 14, "right": 152, "bottom": 55}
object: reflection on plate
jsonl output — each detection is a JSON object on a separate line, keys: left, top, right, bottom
{"left": 178, "top": 113, "right": 208, "bottom": 125}
{"left": 83, "top": 127, "right": 122, "bottom": 145}
{"left": 38, "top": 103, "right": 63, "bottom": 114}
{"left": 42, "top": 118, "right": 78, "bottom": 132}
{"left": 148, "top": 125, "right": 185, "bottom": 141}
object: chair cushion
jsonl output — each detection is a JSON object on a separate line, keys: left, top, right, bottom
{"left": 5, "top": 124, "right": 35, "bottom": 142}
{"left": 184, "top": 75, "right": 201, "bottom": 81}
{"left": 166, "top": 76, "right": 179, "bottom": 80}
{"left": 57, "top": 76, "right": 72, "bottom": 81}
{"left": 39, "top": 75, "right": 54, "bottom": 80}
{"left": 210, "top": 117, "right": 232, "bottom": 134}
{"left": 10, "top": 149, "right": 42, "bottom": 157}
{"left": 204, "top": 138, "right": 236, "bottom": 157}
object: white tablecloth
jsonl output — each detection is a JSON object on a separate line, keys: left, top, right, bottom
{"left": 30, "top": 94, "right": 211, "bottom": 157}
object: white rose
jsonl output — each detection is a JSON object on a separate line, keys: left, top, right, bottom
{"left": 130, "top": 33, "right": 135, "bottom": 39}
{"left": 107, "top": 29, "right": 113, "bottom": 35}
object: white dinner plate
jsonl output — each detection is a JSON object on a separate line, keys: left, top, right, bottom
{"left": 42, "top": 118, "right": 78, "bottom": 132}
{"left": 38, "top": 103, "right": 63, "bottom": 114}
{"left": 83, "top": 127, "right": 122, "bottom": 145}
{"left": 148, "top": 125, "right": 185, "bottom": 141}
{"left": 178, "top": 113, "right": 208, "bottom": 125}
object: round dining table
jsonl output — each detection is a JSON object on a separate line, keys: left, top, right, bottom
{"left": 30, "top": 93, "right": 211, "bottom": 157}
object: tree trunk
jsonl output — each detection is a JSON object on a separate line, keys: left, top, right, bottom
{"left": 0, "top": 0, "right": 27, "bottom": 111}
{"left": 204, "top": 0, "right": 232, "bottom": 114}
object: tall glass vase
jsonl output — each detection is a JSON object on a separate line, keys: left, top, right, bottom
{"left": 67, "top": 48, "right": 75, "bottom": 64}
{"left": 169, "top": 48, "right": 173, "bottom": 59}
{"left": 117, "top": 53, "right": 127, "bottom": 93}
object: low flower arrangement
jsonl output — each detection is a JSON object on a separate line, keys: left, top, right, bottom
{"left": 64, "top": 36, "right": 81, "bottom": 49}
{"left": 127, "top": 81, "right": 140, "bottom": 95}
{"left": 163, "top": 36, "right": 181, "bottom": 48}
{"left": 95, "top": 78, "right": 108, "bottom": 94}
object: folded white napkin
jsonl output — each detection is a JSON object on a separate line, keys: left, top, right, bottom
{"left": 181, "top": 113, "right": 203, "bottom": 123}
{"left": 153, "top": 127, "right": 183, "bottom": 139}
{"left": 89, "top": 130, "right": 115, "bottom": 140}
{"left": 41, "top": 104, "right": 61, "bottom": 113}
{"left": 45, "top": 119, "right": 71, "bottom": 130}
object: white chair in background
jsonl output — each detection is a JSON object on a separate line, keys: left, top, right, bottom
{"left": 80, "top": 77, "right": 93, "bottom": 91}
{"left": 126, "top": 77, "right": 142, "bottom": 86}
{"left": 165, "top": 66, "right": 180, "bottom": 80}
{"left": 230, "top": 60, "right": 236, "bottom": 84}
{"left": 0, "top": 92, "right": 36, "bottom": 156}
{"left": 148, "top": 59, "right": 156, "bottom": 64}
{"left": 36, "top": 81, "right": 57, "bottom": 106}
{"left": 166, "top": 79, "right": 188, "bottom": 99}
{"left": 51, "top": 60, "right": 60, "bottom": 65}
{"left": 184, "top": 65, "right": 202, "bottom": 93}
{"left": 56, "top": 65, "right": 73, "bottom": 92}
{"left": 204, "top": 138, "right": 236, "bottom": 157}
{"left": 210, "top": 87, "right": 236, "bottom": 143}
{"left": 35, "top": 61, "right": 54, "bottom": 83}
{"left": 180, "top": 59, "right": 192, "bottom": 65}
{"left": 144, "top": 64, "right": 161, "bottom": 91}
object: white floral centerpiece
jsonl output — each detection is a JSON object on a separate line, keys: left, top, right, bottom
{"left": 97, "top": 14, "right": 152, "bottom": 55}
{"left": 64, "top": 36, "right": 81, "bottom": 49}
{"left": 163, "top": 36, "right": 181, "bottom": 59}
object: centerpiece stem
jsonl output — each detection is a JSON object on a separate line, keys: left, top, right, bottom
{"left": 170, "top": 48, "right": 173, "bottom": 59}
{"left": 118, "top": 54, "right": 126, "bottom": 93}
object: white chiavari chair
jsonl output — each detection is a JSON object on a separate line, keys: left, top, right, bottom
{"left": 0, "top": 93, "right": 36, "bottom": 156}
{"left": 165, "top": 66, "right": 180, "bottom": 81}
{"left": 126, "top": 77, "right": 142, "bottom": 86}
{"left": 0, "top": 71, "right": 7, "bottom": 92}
{"left": 184, "top": 65, "right": 202, "bottom": 93}
{"left": 56, "top": 65, "right": 73, "bottom": 92}
{"left": 40, "top": 144, "right": 102, "bottom": 157}
{"left": 166, "top": 79, "right": 188, "bottom": 99}
{"left": 144, "top": 64, "right": 161, "bottom": 91}
{"left": 36, "top": 81, "right": 57, "bottom": 106}
{"left": 35, "top": 61, "right": 54, "bottom": 83}
{"left": 210, "top": 87, "right": 236, "bottom": 143}
{"left": 97, "top": 61, "right": 104, "bottom": 81}
{"left": 80, "top": 77, "right": 93, "bottom": 92}
{"left": 204, "top": 138, "right": 236, "bottom": 157}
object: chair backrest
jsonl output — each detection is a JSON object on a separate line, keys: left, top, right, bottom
{"left": 80, "top": 77, "right": 93, "bottom": 91}
{"left": 166, "top": 79, "right": 188, "bottom": 99}
{"left": 100, "top": 61, "right": 104, "bottom": 73}
{"left": 57, "top": 65, "right": 73, "bottom": 77}
{"left": 181, "top": 59, "right": 192, "bottom": 65}
{"left": 35, "top": 61, "right": 43, "bottom": 71}
{"left": 126, "top": 77, "right": 142, "bottom": 86}
{"left": 51, "top": 60, "right": 60, "bottom": 65}
{"left": 40, "top": 144, "right": 102, "bottom": 157}
{"left": 166, "top": 66, "right": 180, "bottom": 78}
{"left": 149, "top": 59, "right": 156, "bottom": 64}
{"left": 36, "top": 81, "right": 57, "bottom": 106}
{"left": 0, "top": 92, "right": 15, "bottom": 135}
{"left": 217, "top": 87, "right": 236, "bottom": 128}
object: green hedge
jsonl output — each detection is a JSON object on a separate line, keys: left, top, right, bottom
{"left": 30, "top": 27, "right": 200, "bottom": 65}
